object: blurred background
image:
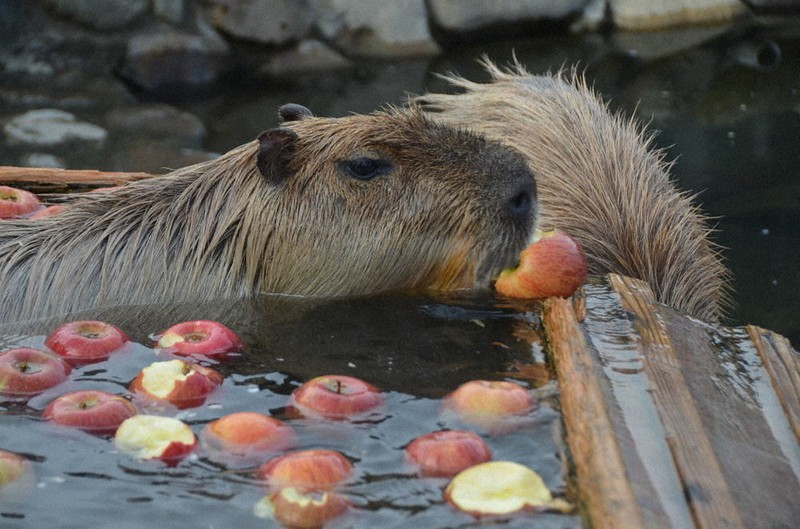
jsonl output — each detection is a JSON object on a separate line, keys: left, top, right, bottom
{"left": 1, "top": 0, "right": 798, "bottom": 343}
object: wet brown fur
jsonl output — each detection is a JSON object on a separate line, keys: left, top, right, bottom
{"left": 416, "top": 60, "right": 730, "bottom": 320}
{"left": 0, "top": 106, "right": 537, "bottom": 322}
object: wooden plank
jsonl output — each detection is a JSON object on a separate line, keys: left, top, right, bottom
{"left": 542, "top": 295, "right": 646, "bottom": 529}
{"left": 746, "top": 325, "right": 800, "bottom": 441}
{"left": 609, "top": 274, "right": 745, "bottom": 529}
{"left": 0, "top": 166, "right": 153, "bottom": 191}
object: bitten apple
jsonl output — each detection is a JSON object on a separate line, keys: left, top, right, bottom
{"left": 44, "top": 390, "right": 137, "bottom": 435}
{"left": 495, "top": 229, "right": 587, "bottom": 299}
{"left": 0, "top": 348, "right": 72, "bottom": 398}
{"left": 45, "top": 320, "right": 130, "bottom": 365}
{"left": 444, "top": 461, "right": 556, "bottom": 516}
{"left": 114, "top": 415, "right": 197, "bottom": 464}
{"left": 130, "top": 359, "right": 222, "bottom": 409}
{"left": 0, "top": 186, "right": 41, "bottom": 219}
{"left": 406, "top": 430, "right": 492, "bottom": 478}
{"left": 200, "top": 412, "right": 296, "bottom": 465}
{"left": 154, "top": 320, "right": 243, "bottom": 361}
{"left": 289, "top": 374, "right": 384, "bottom": 420}
{"left": 441, "top": 380, "right": 535, "bottom": 433}
{"left": 0, "top": 449, "right": 35, "bottom": 502}
{"left": 259, "top": 449, "right": 353, "bottom": 492}
{"left": 254, "top": 488, "right": 351, "bottom": 528}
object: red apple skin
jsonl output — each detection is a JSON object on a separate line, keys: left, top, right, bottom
{"left": 0, "top": 186, "right": 42, "bottom": 219}
{"left": 0, "top": 348, "right": 72, "bottom": 398}
{"left": 0, "top": 449, "right": 32, "bottom": 487}
{"left": 45, "top": 320, "right": 130, "bottom": 365}
{"left": 130, "top": 360, "right": 223, "bottom": 409}
{"left": 406, "top": 430, "right": 492, "bottom": 478}
{"left": 29, "top": 204, "right": 68, "bottom": 219}
{"left": 260, "top": 488, "right": 351, "bottom": 528}
{"left": 201, "top": 412, "right": 296, "bottom": 463}
{"left": 154, "top": 320, "right": 243, "bottom": 361}
{"left": 289, "top": 375, "right": 384, "bottom": 420}
{"left": 441, "top": 380, "right": 536, "bottom": 433}
{"left": 259, "top": 449, "right": 353, "bottom": 493}
{"left": 495, "top": 229, "right": 588, "bottom": 299}
{"left": 43, "top": 390, "right": 137, "bottom": 435}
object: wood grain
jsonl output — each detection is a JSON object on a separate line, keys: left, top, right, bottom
{"left": 0, "top": 166, "right": 153, "bottom": 191}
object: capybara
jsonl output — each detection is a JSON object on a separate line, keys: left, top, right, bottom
{"left": 0, "top": 105, "right": 537, "bottom": 322}
{"left": 416, "top": 60, "right": 730, "bottom": 320}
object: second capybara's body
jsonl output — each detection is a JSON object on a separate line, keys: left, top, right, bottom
{"left": 417, "top": 60, "right": 730, "bottom": 320}
{"left": 0, "top": 106, "right": 537, "bottom": 322}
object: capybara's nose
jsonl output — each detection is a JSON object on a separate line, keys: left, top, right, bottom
{"left": 504, "top": 178, "right": 535, "bottom": 221}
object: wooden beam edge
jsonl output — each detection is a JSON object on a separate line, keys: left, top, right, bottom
{"left": 609, "top": 274, "right": 745, "bottom": 529}
{"left": 745, "top": 325, "right": 800, "bottom": 441}
{"left": 543, "top": 294, "right": 646, "bottom": 529}
{"left": 0, "top": 166, "right": 154, "bottom": 189}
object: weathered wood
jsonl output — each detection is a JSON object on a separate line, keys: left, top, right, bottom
{"left": 543, "top": 294, "right": 646, "bottom": 529}
{"left": 747, "top": 325, "right": 800, "bottom": 441}
{"left": 0, "top": 166, "right": 153, "bottom": 192}
{"left": 609, "top": 274, "right": 746, "bottom": 529}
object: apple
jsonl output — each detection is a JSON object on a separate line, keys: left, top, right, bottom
{"left": 154, "top": 320, "right": 243, "bottom": 361}
{"left": 200, "top": 412, "right": 296, "bottom": 465}
{"left": 43, "top": 390, "right": 137, "bottom": 436}
{"left": 0, "top": 348, "right": 72, "bottom": 398}
{"left": 130, "top": 359, "right": 223, "bottom": 409}
{"left": 406, "top": 430, "right": 492, "bottom": 478}
{"left": 0, "top": 449, "right": 35, "bottom": 502}
{"left": 254, "top": 488, "right": 351, "bottom": 528}
{"left": 0, "top": 186, "right": 42, "bottom": 219}
{"left": 114, "top": 414, "right": 197, "bottom": 464}
{"left": 29, "top": 204, "right": 68, "bottom": 219}
{"left": 289, "top": 374, "right": 384, "bottom": 420}
{"left": 444, "top": 461, "right": 556, "bottom": 516}
{"left": 495, "top": 229, "right": 587, "bottom": 299}
{"left": 259, "top": 449, "right": 353, "bottom": 493}
{"left": 441, "top": 380, "right": 535, "bottom": 433}
{"left": 45, "top": 320, "right": 130, "bottom": 365}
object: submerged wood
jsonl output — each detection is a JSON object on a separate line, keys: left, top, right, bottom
{"left": 544, "top": 274, "right": 800, "bottom": 529}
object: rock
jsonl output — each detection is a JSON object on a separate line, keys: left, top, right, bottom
{"left": 19, "top": 153, "right": 66, "bottom": 169}
{"left": 118, "top": 25, "right": 230, "bottom": 93}
{"left": 608, "top": 0, "right": 747, "bottom": 31}
{"left": 104, "top": 104, "right": 206, "bottom": 148}
{"left": 428, "top": 0, "right": 588, "bottom": 33}
{"left": 153, "top": 0, "right": 187, "bottom": 24}
{"left": 259, "top": 39, "right": 352, "bottom": 76}
{"left": 3, "top": 109, "right": 107, "bottom": 147}
{"left": 42, "top": 0, "right": 148, "bottom": 31}
{"left": 204, "top": 0, "right": 313, "bottom": 45}
{"left": 311, "top": 0, "right": 439, "bottom": 57}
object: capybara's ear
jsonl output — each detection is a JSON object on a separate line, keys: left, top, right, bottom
{"left": 257, "top": 128, "right": 298, "bottom": 182}
{"left": 278, "top": 103, "right": 314, "bottom": 123}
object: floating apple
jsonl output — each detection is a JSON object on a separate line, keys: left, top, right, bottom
{"left": 0, "top": 186, "right": 41, "bottom": 219}
{"left": 130, "top": 359, "right": 223, "bottom": 409}
{"left": 406, "top": 430, "right": 492, "bottom": 478}
{"left": 289, "top": 375, "right": 384, "bottom": 420}
{"left": 259, "top": 449, "right": 353, "bottom": 493}
{"left": 154, "top": 320, "right": 243, "bottom": 361}
{"left": 44, "top": 390, "right": 137, "bottom": 436}
{"left": 29, "top": 204, "right": 68, "bottom": 219}
{"left": 0, "top": 348, "right": 72, "bottom": 398}
{"left": 200, "top": 412, "right": 296, "bottom": 465}
{"left": 45, "top": 320, "right": 130, "bottom": 365}
{"left": 114, "top": 415, "right": 197, "bottom": 464}
{"left": 441, "top": 380, "right": 535, "bottom": 433}
{"left": 445, "top": 461, "right": 559, "bottom": 517}
{"left": 0, "top": 449, "right": 34, "bottom": 502}
{"left": 254, "top": 488, "right": 351, "bottom": 528}
{"left": 495, "top": 229, "right": 587, "bottom": 299}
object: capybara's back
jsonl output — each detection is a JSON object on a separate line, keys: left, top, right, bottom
{"left": 417, "top": 60, "right": 729, "bottom": 320}
{"left": 0, "top": 106, "right": 537, "bottom": 322}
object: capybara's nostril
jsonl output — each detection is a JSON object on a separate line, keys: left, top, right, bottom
{"left": 505, "top": 180, "right": 535, "bottom": 220}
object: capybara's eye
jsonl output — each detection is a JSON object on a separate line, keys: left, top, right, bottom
{"left": 338, "top": 158, "right": 393, "bottom": 181}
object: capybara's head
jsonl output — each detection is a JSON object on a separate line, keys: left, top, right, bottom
{"left": 253, "top": 104, "right": 538, "bottom": 296}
